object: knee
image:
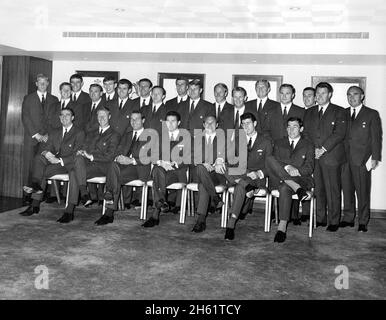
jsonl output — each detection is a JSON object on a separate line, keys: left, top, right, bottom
{"left": 278, "top": 183, "right": 292, "bottom": 195}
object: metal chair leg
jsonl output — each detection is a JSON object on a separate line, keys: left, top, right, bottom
{"left": 52, "top": 180, "right": 61, "bottom": 204}
{"left": 179, "top": 187, "right": 187, "bottom": 224}
{"left": 65, "top": 181, "right": 70, "bottom": 208}
{"left": 309, "top": 197, "right": 314, "bottom": 238}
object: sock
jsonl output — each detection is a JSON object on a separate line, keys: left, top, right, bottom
{"left": 152, "top": 209, "right": 160, "bottom": 220}
{"left": 278, "top": 220, "right": 287, "bottom": 233}
{"left": 227, "top": 213, "right": 238, "bottom": 229}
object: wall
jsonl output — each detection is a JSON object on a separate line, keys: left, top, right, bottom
{"left": 52, "top": 60, "right": 386, "bottom": 210}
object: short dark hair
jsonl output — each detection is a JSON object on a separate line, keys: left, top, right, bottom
{"left": 303, "top": 87, "right": 315, "bottom": 95}
{"left": 232, "top": 86, "right": 247, "bottom": 97}
{"left": 165, "top": 110, "right": 181, "bottom": 122}
{"left": 36, "top": 73, "right": 49, "bottom": 82}
{"left": 189, "top": 79, "right": 203, "bottom": 89}
{"left": 347, "top": 85, "right": 364, "bottom": 95}
{"left": 103, "top": 76, "right": 117, "bottom": 83}
{"left": 203, "top": 115, "right": 217, "bottom": 123}
{"left": 152, "top": 85, "right": 166, "bottom": 96}
{"left": 118, "top": 78, "right": 133, "bottom": 90}
{"left": 280, "top": 83, "right": 295, "bottom": 95}
{"left": 175, "top": 77, "right": 189, "bottom": 85}
{"left": 316, "top": 82, "right": 333, "bottom": 93}
{"left": 59, "top": 82, "right": 71, "bottom": 90}
{"left": 131, "top": 109, "right": 145, "bottom": 119}
{"left": 240, "top": 112, "right": 256, "bottom": 123}
{"left": 97, "top": 106, "right": 111, "bottom": 115}
{"left": 138, "top": 78, "right": 153, "bottom": 88}
{"left": 255, "top": 79, "right": 270, "bottom": 89}
{"left": 214, "top": 83, "right": 228, "bottom": 93}
{"left": 70, "top": 74, "right": 83, "bottom": 82}
{"left": 89, "top": 83, "right": 103, "bottom": 92}
{"left": 287, "top": 117, "right": 303, "bottom": 127}
{"left": 61, "top": 107, "right": 75, "bottom": 117}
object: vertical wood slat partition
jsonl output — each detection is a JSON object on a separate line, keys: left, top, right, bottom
{"left": 0, "top": 56, "right": 52, "bottom": 198}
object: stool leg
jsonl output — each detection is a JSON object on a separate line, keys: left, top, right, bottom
{"left": 179, "top": 187, "right": 187, "bottom": 224}
{"left": 102, "top": 200, "right": 106, "bottom": 215}
{"left": 309, "top": 197, "right": 314, "bottom": 238}
{"left": 220, "top": 191, "right": 227, "bottom": 228}
{"left": 222, "top": 191, "right": 229, "bottom": 228}
{"left": 264, "top": 194, "right": 269, "bottom": 232}
{"left": 65, "top": 181, "right": 70, "bottom": 208}
{"left": 313, "top": 197, "right": 317, "bottom": 229}
{"left": 143, "top": 185, "right": 148, "bottom": 220}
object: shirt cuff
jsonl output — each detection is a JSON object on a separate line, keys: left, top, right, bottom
{"left": 90, "top": 155, "right": 94, "bottom": 162}
{"left": 59, "top": 158, "right": 64, "bottom": 167}
{"left": 321, "top": 146, "right": 327, "bottom": 152}
{"left": 32, "top": 133, "right": 39, "bottom": 139}
{"left": 258, "top": 170, "right": 264, "bottom": 179}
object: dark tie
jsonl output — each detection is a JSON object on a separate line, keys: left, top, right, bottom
{"left": 91, "top": 103, "right": 96, "bottom": 113}
{"left": 61, "top": 101, "right": 65, "bottom": 109}
{"left": 190, "top": 101, "right": 195, "bottom": 114}
{"left": 283, "top": 105, "right": 288, "bottom": 119}
{"left": 290, "top": 140, "right": 294, "bottom": 150}
{"left": 119, "top": 100, "right": 123, "bottom": 110}
{"left": 217, "top": 104, "right": 221, "bottom": 117}
{"left": 153, "top": 105, "right": 156, "bottom": 113}
{"left": 128, "top": 131, "right": 138, "bottom": 156}
{"left": 247, "top": 137, "right": 252, "bottom": 152}
{"left": 258, "top": 100, "right": 262, "bottom": 113}
{"left": 41, "top": 94, "right": 45, "bottom": 106}
{"left": 170, "top": 133, "right": 175, "bottom": 141}
{"left": 73, "top": 93, "right": 77, "bottom": 102}
{"left": 142, "top": 99, "right": 146, "bottom": 108}
{"left": 99, "top": 129, "right": 103, "bottom": 136}
{"left": 318, "top": 107, "right": 324, "bottom": 120}
{"left": 234, "top": 110, "right": 239, "bottom": 128}
{"left": 107, "top": 95, "right": 111, "bottom": 101}
{"left": 63, "top": 128, "right": 68, "bottom": 139}
{"left": 351, "top": 109, "right": 356, "bottom": 121}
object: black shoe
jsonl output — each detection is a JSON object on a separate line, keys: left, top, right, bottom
{"left": 274, "top": 230, "right": 286, "bottom": 243}
{"left": 238, "top": 211, "right": 248, "bottom": 220}
{"left": 327, "top": 224, "right": 339, "bottom": 232}
{"left": 95, "top": 215, "right": 114, "bottom": 226}
{"left": 296, "top": 188, "right": 308, "bottom": 202}
{"left": 358, "top": 224, "right": 368, "bottom": 232}
{"left": 57, "top": 212, "right": 74, "bottom": 223}
{"left": 84, "top": 200, "right": 98, "bottom": 208}
{"left": 142, "top": 217, "right": 159, "bottom": 228}
{"left": 124, "top": 203, "right": 132, "bottom": 209}
{"left": 192, "top": 221, "right": 206, "bottom": 233}
{"left": 339, "top": 221, "right": 355, "bottom": 228}
{"left": 300, "top": 215, "right": 309, "bottom": 222}
{"left": 293, "top": 219, "right": 301, "bottom": 226}
{"left": 80, "top": 193, "right": 91, "bottom": 206}
{"left": 170, "top": 206, "right": 180, "bottom": 215}
{"left": 104, "top": 191, "right": 113, "bottom": 202}
{"left": 224, "top": 228, "right": 235, "bottom": 240}
{"left": 316, "top": 221, "right": 327, "bottom": 227}
{"left": 19, "top": 206, "right": 39, "bottom": 216}
{"left": 31, "top": 182, "right": 43, "bottom": 193}
{"left": 45, "top": 196, "right": 57, "bottom": 203}
{"left": 131, "top": 199, "right": 141, "bottom": 207}
{"left": 22, "top": 196, "right": 32, "bottom": 206}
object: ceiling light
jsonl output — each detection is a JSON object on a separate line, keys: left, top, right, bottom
{"left": 115, "top": 8, "right": 125, "bottom": 12}
{"left": 289, "top": 7, "right": 301, "bottom": 11}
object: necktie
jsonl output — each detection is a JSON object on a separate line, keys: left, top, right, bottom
{"left": 91, "top": 103, "right": 96, "bottom": 113}
{"left": 41, "top": 94, "right": 45, "bottom": 106}
{"left": 351, "top": 109, "right": 356, "bottom": 121}
{"left": 61, "top": 101, "right": 65, "bottom": 109}
{"left": 128, "top": 131, "right": 138, "bottom": 156}
{"left": 142, "top": 99, "right": 146, "bottom": 108}
{"left": 258, "top": 100, "right": 262, "bottom": 113}
{"left": 107, "top": 95, "right": 111, "bottom": 101}
{"left": 318, "top": 107, "right": 324, "bottom": 120}
{"left": 73, "top": 93, "right": 76, "bottom": 102}
{"left": 153, "top": 105, "right": 156, "bottom": 113}
{"left": 217, "top": 104, "right": 221, "bottom": 117}
{"left": 283, "top": 105, "right": 288, "bottom": 118}
{"left": 170, "top": 133, "right": 175, "bottom": 141}
{"left": 290, "top": 140, "right": 294, "bottom": 150}
{"left": 119, "top": 100, "right": 123, "bottom": 110}
{"left": 190, "top": 101, "right": 195, "bottom": 114}
{"left": 63, "top": 128, "right": 68, "bottom": 139}
{"left": 235, "top": 110, "right": 239, "bottom": 128}
{"left": 99, "top": 129, "right": 103, "bottom": 136}
{"left": 247, "top": 137, "right": 252, "bottom": 151}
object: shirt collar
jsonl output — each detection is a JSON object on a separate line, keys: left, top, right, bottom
{"left": 215, "top": 100, "right": 226, "bottom": 109}
{"left": 119, "top": 97, "right": 129, "bottom": 104}
{"left": 258, "top": 96, "right": 268, "bottom": 105}
{"left": 61, "top": 98, "right": 70, "bottom": 105}
{"left": 178, "top": 95, "right": 188, "bottom": 103}
{"left": 191, "top": 97, "right": 200, "bottom": 105}
{"left": 289, "top": 135, "right": 301, "bottom": 147}
{"left": 281, "top": 102, "right": 292, "bottom": 110}
{"left": 205, "top": 131, "right": 216, "bottom": 140}
{"left": 107, "top": 92, "right": 115, "bottom": 99}
{"left": 318, "top": 102, "right": 329, "bottom": 111}
{"left": 141, "top": 96, "right": 151, "bottom": 105}
{"left": 351, "top": 104, "right": 363, "bottom": 115}
{"left": 92, "top": 99, "right": 102, "bottom": 107}
{"left": 37, "top": 91, "right": 47, "bottom": 99}
{"left": 63, "top": 124, "right": 73, "bottom": 133}
{"left": 99, "top": 125, "right": 110, "bottom": 134}
{"left": 134, "top": 128, "right": 144, "bottom": 137}
{"left": 247, "top": 131, "right": 258, "bottom": 146}
{"left": 169, "top": 129, "right": 179, "bottom": 140}
{"left": 153, "top": 102, "right": 163, "bottom": 111}
{"left": 235, "top": 105, "right": 245, "bottom": 114}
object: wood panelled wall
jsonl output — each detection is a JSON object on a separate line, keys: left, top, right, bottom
{"left": 0, "top": 56, "right": 53, "bottom": 198}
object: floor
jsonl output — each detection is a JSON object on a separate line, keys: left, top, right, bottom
{"left": 0, "top": 201, "right": 385, "bottom": 300}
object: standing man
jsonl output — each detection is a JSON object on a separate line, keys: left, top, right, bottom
{"left": 84, "top": 84, "right": 106, "bottom": 134}
{"left": 303, "top": 87, "right": 316, "bottom": 109}
{"left": 266, "top": 117, "right": 314, "bottom": 243}
{"left": 59, "top": 108, "right": 120, "bottom": 222}
{"left": 22, "top": 73, "right": 59, "bottom": 204}
{"left": 102, "top": 76, "right": 118, "bottom": 103}
{"left": 213, "top": 83, "right": 233, "bottom": 130}
{"left": 96, "top": 110, "right": 151, "bottom": 225}
{"left": 303, "top": 82, "right": 347, "bottom": 232}
{"left": 341, "top": 86, "right": 382, "bottom": 232}
{"left": 19, "top": 108, "right": 85, "bottom": 217}
{"left": 131, "top": 78, "right": 153, "bottom": 109}
{"left": 143, "top": 86, "right": 168, "bottom": 135}
{"left": 165, "top": 77, "right": 190, "bottom": 129}
{"left": 69, "top": 73, "right": 91, "bottom": 129}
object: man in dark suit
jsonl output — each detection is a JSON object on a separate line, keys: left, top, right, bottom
{"left": 22, "top": 73, "right": 59, "bottom": 204}
{"left": 131, "top": 78, "right": 153, "bottom": 109}
{"left": 142, "top": 111, "right": 190, "bottom": 228}
{"left": 341, "top": 86, "right": 383, "bottom": 232}
{"left": 84, "top": 84, "right": 106, "bottom": 134}
{"left": 245, "top": 79, "right": 280, "bottom": 133}
{"left": 69, "top": 73, "right": 91, "bottom": 129}
{"left": 219, "top": 112, "right": 273, "bottom": 240}
{"left": 213, "top": 83, "right": 233, "bottom": 130}
{"left": 165, "top": 77, "right": 190, "bottom": 129}
{"left": 303, "top": 82, "right": 347, "bottom": 232}
{"left": 107, "top": 78, "right": 135, "bottom": 137}
{"left": 142, "top": 86, "right": 168, "bottom": 135}
{"left": 102, "top": 76, "right": 118, "bottom": 103}
{"left": 19, "top": 108, "right": 85, "bottom": 216}
{"left": 266, "top": 117, "right": 314, "bottom": 243}
{"left": 95, "top": 110, "right": 152, "bottom": 225}
{"left": 59, "top": 108, "right": 120, "bottom": 223}
{"left": 191, "top": 115, "right": 226, "bottom": 232}
{"left": 263, "top": 84, "right": 305, "bottom": 141}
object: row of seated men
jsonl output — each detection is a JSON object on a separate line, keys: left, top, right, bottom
{"left": 20, "top": 74, "right": 382, "bottom": 243}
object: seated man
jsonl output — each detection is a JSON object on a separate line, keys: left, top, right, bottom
{"left": 142, "top": 111, "right": 190, "bottom": 227}
{"left": 19, "top": 108, "right": 85, "bottom": 216}
{"left": 266, "top": 117, "right": 314, "bottom": 243}
{"left": 95, "top": 110, "right": 151, "bottom": 225}
{"left": 191, "top": 115, "right": 226, "bottom": 233}
{"left": 58, "top": 107, "right": 120, "bottom": 223}
{"left": 218, "top": 112, "right": 273, "bottom": 240}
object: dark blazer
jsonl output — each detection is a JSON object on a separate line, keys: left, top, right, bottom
{"left": 245, "top": 98, "right": 280, "bottom": 133}
{"left": 272, "top": 136, "right": 314, "bottom": 188}
{"left": 192, "top": 134, "right": 224, "bottom": 166}
{"left": 71, "top": 91, "right": 91, "bottom": 129}
{"left": 44, "top": 125, "right": 85, "bottom": 166}
{"left": 344, "top": 106, "right": 382, "bottom": 166}
{"left": 83, "top": 127, "right": 120, "bottom": 163}
{"left": 102, "top": 91, "right": 118, "bottom": 103}
{"left": 48, "top": 100, "right": 65, "bottom": 133}
{"left": 214, "top": 102, "right": 233, "bottom": 130}
{"left": 131, "top": 96, "right": 153, "bottom": 110}
{"left": 157, "top": 133, "right": 191, "bottom": 171}
{"left": 303, "top": 103, "right": 347, "bottom": 166}
{"left": 142, "top": 103, "right": 168, "bottom": 135}
{"left": 165, "top": 97, "right": 190, "bottom": 129}
{"left": 220, "top": 105, "right": 244, "bottom": 130}
{"left": 246, "top": 135, "right": 273, "bottom": 175}
{"left": 107, "top": 98, "right": 135, "bottom": 136}
{"left": 22, "top": 92, "right": 59, "bottom": 143}
{"left": 187, "top": 98, "right": 216, "bottom": 135}
{"left": 264, "top": 103, "right": 305, "bottom": 141}
{"left": 72, "top": 90, "right": 91, "bottom": 106}
{"left": 84, "top": 100, "right": 107, "bottom": 134}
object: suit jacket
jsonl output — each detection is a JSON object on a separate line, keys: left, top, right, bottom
{"left": 344, "top": 106, "right": 382, "bottom": 166}
{"left": 142, "top": 103, "right": 168, "bottom": 135}
{"left": 165, "top": 97, "right": 190, "bottom": 129}
{"left": 272, "top": 136, "right": 314, "bottom": 188}
{"left": 264, "top": 103, "right": 305, "bottom": 141}
{"left": 191, "top": 134, "right": 224, "bottom": 166}
{"left": 22, "top": 92, "right": 59, "bottom": 144}
{"left": 84, "top": 100, "right": 107, "bottom": 134}
{"left": 102, "top": 91, "right": 118, "bottom": 103}
{"left": 157, "top": 133, "right": 191, "bottom": 171}
{"left": 71, "top": 91, "right": 91, "bottom": 130}
{"left": 303, "top": 103, "right": 347, "bottom": 166}
{"left": 187, "top": 99, "right": 216, "bottom": 135}
{"left": 107, "top": 98, "right": 135, "bottom": 136}
{"left": 245, "top": 98, "right": 280, "bottom": 134}
{"left": 131, "top": 96, "right": 153, "bottom": 110}
{"left": 44, "top": 126, "right": 85, "bottom": 166}
{"left": 83, "top": 127, "right": 120, "bottom": 163}
{"left": 214, "top": 101, "right": 233, "bottom": 130}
